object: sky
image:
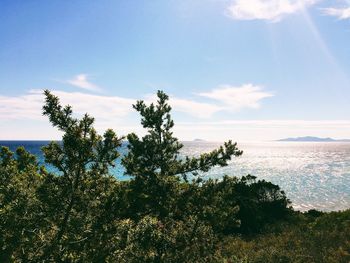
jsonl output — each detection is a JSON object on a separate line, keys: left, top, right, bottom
{"left": 0, "top": 0, "right": 350, "bottom": 142}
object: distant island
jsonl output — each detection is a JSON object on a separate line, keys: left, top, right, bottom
{"left": 278, "top": 136, "right": 350, "bottom": 142}
{"left": 193, "top": 138, "right": 206, "bottom": 142}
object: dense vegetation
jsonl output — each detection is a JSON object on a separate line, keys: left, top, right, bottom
{"left": 0, "top": 90, "right": 349, "bottom": 262}
{"left": 219, "top": 209, "right": 350, "bottom": 263}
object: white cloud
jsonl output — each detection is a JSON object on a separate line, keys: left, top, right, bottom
{"left": 322, "top": 7, "right": 350, "bottom": 20}
{"left": 0, "top": 84, "right": 272, "bottom": 130}
{"left": 0, "top": 90, "right": 348, "bottom": 141}
{"left": 144, "top": 94, "right": 221, "bottom": 118}
{"left": 227, "top": 0, "right": 318, "bottom": 22}
{"left": 0, "top": 92, "right": 44, "bottom": 120}
{"left": 0, "top": 84, "right": 274, "bottom": 140}
{"left": 0, "top": 89, "right": 224, "bottom": 124}
{"left": 50, "top": 90, "right": 134, "bottom": 120}
{"left": 198, "top": 84, "right": 273, "bottom": 111}
{"left": 66, "top": 74, "right": 101, "bottom": 91}
{"left": 144, "top": 84, "right": 272, "bottom": 118}
{"left": 172, "top": 97, "right": 222, "bottom": 118}
{"left": 0, "top": 89, "right": 134, "bottom": 123}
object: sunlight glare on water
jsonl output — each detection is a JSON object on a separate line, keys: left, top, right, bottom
{"left": 181, "top": 141, "right": 350, "bottom": 212}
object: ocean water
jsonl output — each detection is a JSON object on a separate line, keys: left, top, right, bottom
{"left": 182, "top": 142, "right": 350, "bottom": 212}
{"left": 1, "top": 141, "right": 350, "bottom": 212}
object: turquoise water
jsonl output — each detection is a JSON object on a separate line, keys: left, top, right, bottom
{"left": 1, "top": 141, "right": 350, "bottom": 212}
{"left": 0, "top": 141, "right": 128, "bottom": 179}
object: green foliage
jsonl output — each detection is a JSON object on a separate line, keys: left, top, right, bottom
{"left": 0, "top": 146, "right": 44, "bottom": 262}
{"left": 42, "top": 90, "right": 122, "bottom": 177}
{"left": 111, "top": 216, "right": 217, "bottom": 263}
{"left": 34, "top": 90, "right": 124, "bottom": 261}
{"left": 123, "top": 90, "right": 242, "bottom": 179}
{"left": 171, "top": 175, "right": 291, "bottom": 235}
{"left": 122, "top": 90, "right": 242, "bottom": 219}
{"left": 218, "top": 210, "right": 350, "bottom": 263}
{"left": 231, "top": 175, "right": 292, "bottom": 234}
{"left": 0, "top": 89, "right": 347, "bottom": 262}
{"left": 172, "top": 177, "right": 240, "bottom": 234}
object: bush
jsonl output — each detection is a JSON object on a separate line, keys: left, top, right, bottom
{"left": 218, "top": 210, "right": 350, "bottom": 263}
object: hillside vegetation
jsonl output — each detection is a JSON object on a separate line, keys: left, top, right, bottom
{"left": 0, "top": 90, "right": 349, "bottom": 262}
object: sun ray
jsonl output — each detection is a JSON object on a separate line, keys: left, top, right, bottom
{"left": 300, "top": 6, "right": 350, "bottom": 83}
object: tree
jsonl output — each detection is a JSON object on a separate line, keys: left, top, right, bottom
{"left": 0, "top": 147, "right": 44, "bottom": 262}
{"left": 122, "top": 90, "right": 243, "bottom": 218}
{"left": 37, "top": 90, "right": 123, "bottom": 260}
{"left": 226, "top": 175, "right": 292, "bottom": 234}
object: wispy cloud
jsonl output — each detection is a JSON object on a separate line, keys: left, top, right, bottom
{"left": 144, "top": 94, "right": 222, "bottom": 118}
{"left": 0, "top": 91, "right": 43, "bottom": 120}
{"left": 322, "top": 6, "right": 350, "bottom": 20}
{"left": 226, "top": 0, "right": 318, "bottom": 22}
{"left": 1, "top": 90, "right": 349, "bottom": 141}
{"left": 143, "top": 84, "right": 272, "bottom": 118}
{"left": 197, "top": 84, "right": 273, "bottom": 111}
{"left": 0, "top": 90, "right": 222, "bottom": 123}
{"left": 0, "top": 84, "right": 273, "bottom": 126}
{"left": 170, "top": 97, "right": 222, "bottom": 118}
{"left": 0, "top": 89, "right": 134, "bottom": 122}
{"left": 66, "top": 74, "right": 101, "bottom": 91}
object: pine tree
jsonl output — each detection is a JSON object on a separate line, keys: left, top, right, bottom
{"left": 38, "top": 90, "right": 123, "bottom": 260}
{"left": 122, "top": 90, "right": 243, "bottom": 218}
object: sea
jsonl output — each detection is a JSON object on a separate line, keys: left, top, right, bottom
{"left": 1, "top": 140, "right": 350, "bottom": 212}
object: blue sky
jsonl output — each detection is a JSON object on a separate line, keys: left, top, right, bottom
{"left": 1, "top": 0, "right": 350, "bottom": 141}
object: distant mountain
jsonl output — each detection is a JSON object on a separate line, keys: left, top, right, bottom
{"left": 278, "top": 136, "right": 350, "bottom": 142}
